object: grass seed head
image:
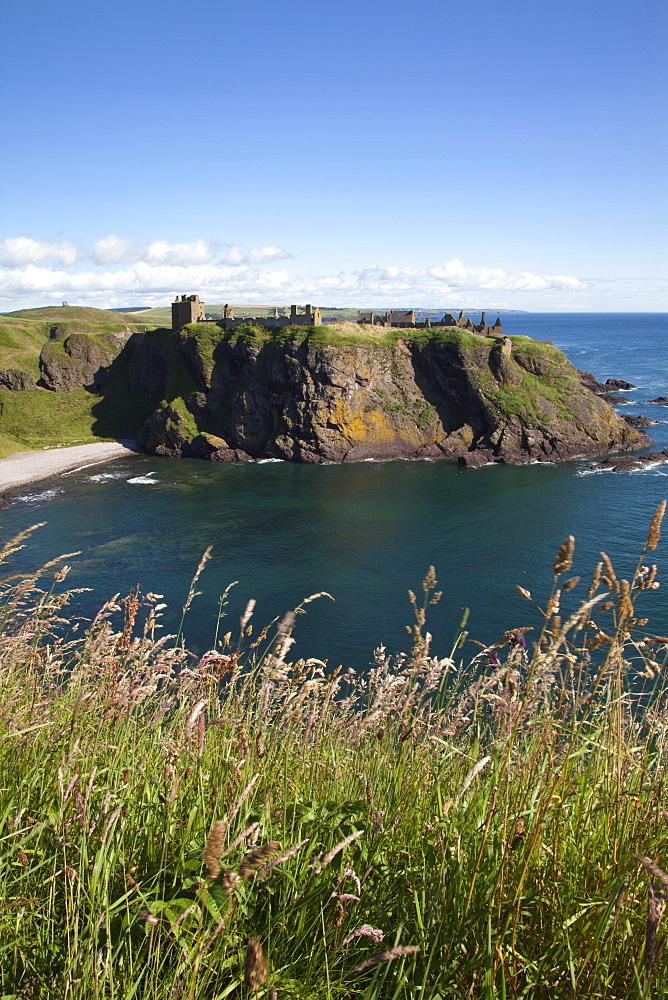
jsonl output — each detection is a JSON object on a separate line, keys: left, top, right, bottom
{"left": 352, "top": 945, "right": 420, "bottom": 974}
{"left": 647, "top": 500, "right": 667, "bottom": 552}
{"left": 203, "top": 820, "right": 226, "bottom": 880}
{"left": 553, "top": 535, "right": 575, "bottom": 575}
{"left": 244, "top": 935, "right": 268, "bottom": 992}
{"left": 239, "top": 840, "right": 281, "bottom": 878}
{"left": 221, "top": 868, "right": 241, "bottom": 894}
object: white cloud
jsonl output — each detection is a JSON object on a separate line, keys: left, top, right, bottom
{"left": 92, "top": 235, "right": 139, "bottom": 266}
{"left": 143, "top": 240, "right": 217, "bottom": 266}
{"left": 0, "top": 237, "right": 79, "bottom": 267}
{"left": 225, "top": 245, "right": 292, "bottom": 266}
{"left": 0, "top": 256, "right": 592, "bottom": 312}
{"left": 7, "top": 237, "right": 663, "bottom": 311}
{"left": 354, "top": 261, "right": 587, "bottom": 295}
{"left": 93, "top": 236, "right": 217, "bottom": 267}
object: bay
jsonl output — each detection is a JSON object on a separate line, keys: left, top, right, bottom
{"left": 3, "top": 313, "right": 667, "bottom": 668}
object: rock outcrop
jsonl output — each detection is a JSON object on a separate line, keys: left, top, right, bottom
{"left": 590, "top": 449, "right": 668, "bottom": 473}
{"left": 0, "top": 369, "right": 36, "bottom": 391}
{"left": 39, "top": 329, "right": 135, "bottom": 391}
{"left": 126, "top": 326, "right": 650, "bottom": 465}
{"left": 605, "top": 378, "right": 636, "bottom": 390}
{"left": 622, "top": 414, "right": 660, "bottom": 428}
{"left": 577, "top": 371, "right": 634, "bottom": 404}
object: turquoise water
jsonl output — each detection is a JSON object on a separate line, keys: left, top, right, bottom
{"left": 3, "top": 313, "right": 667, "bottom": 667}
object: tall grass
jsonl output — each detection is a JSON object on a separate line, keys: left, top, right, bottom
{"left": 0, "top": 506, "right": 667, "bottom": 999}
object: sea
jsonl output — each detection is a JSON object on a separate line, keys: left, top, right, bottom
{"left": 2, "top": 313, "right": 667, "bottom": 669}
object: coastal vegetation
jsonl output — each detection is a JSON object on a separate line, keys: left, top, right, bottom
{"left": 1, "top": 509, "right": 667, "bottom": 998}
{"left": 0, "top": 308, "right": 152, "bottom": 457}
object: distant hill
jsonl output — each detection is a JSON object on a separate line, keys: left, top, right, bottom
{"left": 106, "top": 306, "right": 153, "bottom": 313}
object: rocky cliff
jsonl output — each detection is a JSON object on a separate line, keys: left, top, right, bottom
{"left": 126, "top": 324, "right": 649, "bottom": 465}
{"left": 39, "top": 326, "right": 135, "bottom": 391}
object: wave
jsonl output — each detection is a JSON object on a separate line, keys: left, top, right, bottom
{"left": 16, "top": 487, "right": 65, "bottom": 503}
{"left": 87, "top": 471, "right": 128, "bottom": 482}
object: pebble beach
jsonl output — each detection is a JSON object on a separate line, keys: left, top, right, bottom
{"left": 0, "top": 440, "right": 139, "bottom": 494}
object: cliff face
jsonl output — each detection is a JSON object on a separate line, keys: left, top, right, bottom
{"left": 40, "top": 328, "right": 135, "bottom": 391}
{"left": 129, "top": 326, "right": 649, "bottom": 464}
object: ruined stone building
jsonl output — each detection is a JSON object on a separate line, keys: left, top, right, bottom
{"left": 454, "top": 311, "right": 503, "bottom": 337}
{"left": 357, "top": 309, "right": 503, "bottom": 336}
{"left": 218, "top": 303, "right": 322, "bottom": 331}
{"left": 357, "top": 309, "right": 417, "bottom": 328}
{"left": 172, "top": 294, "right": 205, "bottom": 331}
{"left": 287, "top": 304, "right": 322, "bottom": 326}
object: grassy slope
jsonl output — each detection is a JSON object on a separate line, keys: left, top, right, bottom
{"left": 0, "top": 307, "right": 154, "bottom": 456}
{"left": 1, "top": 518, "right": 667, "bottom": 999}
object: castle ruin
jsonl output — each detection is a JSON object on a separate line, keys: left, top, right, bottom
{"left": 171, "top": 295, "right": 502, "bottom": 339}
{"left": 357, "top": 309, "right": 502, "bottom": 336}
{"left": 172, "top": 294, "right": 205, "bottom": 331}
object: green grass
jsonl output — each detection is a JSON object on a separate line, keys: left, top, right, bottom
{"left": 1, "top": 509, "right": 667, "bottom": 998}
{"left": 0, "top": 308, "right": 158, "bottom": 456}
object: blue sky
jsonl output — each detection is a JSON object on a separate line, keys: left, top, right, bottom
{"left": 1, "top": 0, "right": 665, "bottom": 312}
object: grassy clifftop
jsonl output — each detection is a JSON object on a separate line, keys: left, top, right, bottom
{"left": 0, "top": 307, "right": 155, "bottom": 456}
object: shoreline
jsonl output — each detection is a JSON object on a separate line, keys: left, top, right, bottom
{"left": 0, "top": 440, "right": 141, "bottom": 494}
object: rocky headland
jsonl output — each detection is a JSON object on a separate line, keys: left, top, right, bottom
{"left": 0, "top": 308, "right": 653, "bottom": 467}
{"left": 126, "top": 323, "right": 648, "bottom": 465}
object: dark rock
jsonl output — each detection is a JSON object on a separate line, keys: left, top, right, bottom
{"left": 129, "top": 330, "right": 650, "bottom": 465}
{"left": 605, "top": 378, "right": 636, "bottom": 390}
{"left": 622, "top": 414, "right": 660, "bottom": 428}
{"left": 598, "top": 393, "right": 630, "bottom": 405}
{"left": 592, "top": 449, "right": 668, "bottom": 473}
{"left": 578, "top": 371, "right": 636, "bottom": 402}
{"left": 39, "top": 330, "right": 134, "bottom": 390}
{"left": 578, "top": 370, "right": 609, "bottom": 394}
{"left": 458, "top": 451, "right": 495, "bottom": 468}
{"left": 0, "top": 368, "right": 36, "bottom": 391}
{"left": 646, "top": 397, "right": 668, "bottom": 406}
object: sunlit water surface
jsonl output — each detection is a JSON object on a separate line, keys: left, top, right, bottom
{"left": 3, "top": 313, "right": 667, "bottom": 667}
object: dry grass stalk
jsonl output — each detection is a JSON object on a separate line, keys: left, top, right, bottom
{"left": 458, "top": 755, "right": 492, "bottom": 798}
{"left": 256, "top": 837, "right": 310, "bottom": 877}
{"left": 239, "top": 599, "right": 256, "bottom": 632}
{"left": 225, "top": 773, "right": 259, "bottom": 827}
{"left": 221, "top": 869, "right": 241, "bottom": 894}
{"left": 203, "top": 820, "right": 226, "bottom": 880}
{"left": 553, "top": 535, "right": 575, "bottom": 575}
{"left": 647, "top": 500, "right": 667, "bottom": 552}
{"left": 219, "top": 821, "right": 260, "bottom": 860}
{"left": 342, "top": 925, "right": 385, "bottom": 946}
{"left": 238, "top": 840, "right": 281, "bottom": 879}
{"left": 313, "top": 830, "right": 364, "bottom": 875}
{"left": 644, "top": 883, "right": 666, "bottom": 974}
{"left": 635, "top": 854, "right": 668, "bottom": 895}
{"left": 185, "top": 698, "right": 208, "bottom": 735}
{"left": 244, "top": 935, "right": 268, "bottom": 992}
{"left": 588, "top": 560, "right": 603, "bottom": 597}
{"left": 352, "top": 945, "right": 420, "bottom": 974}
{"left": 182, "top": 547, "right": 212, "bottom": 615}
